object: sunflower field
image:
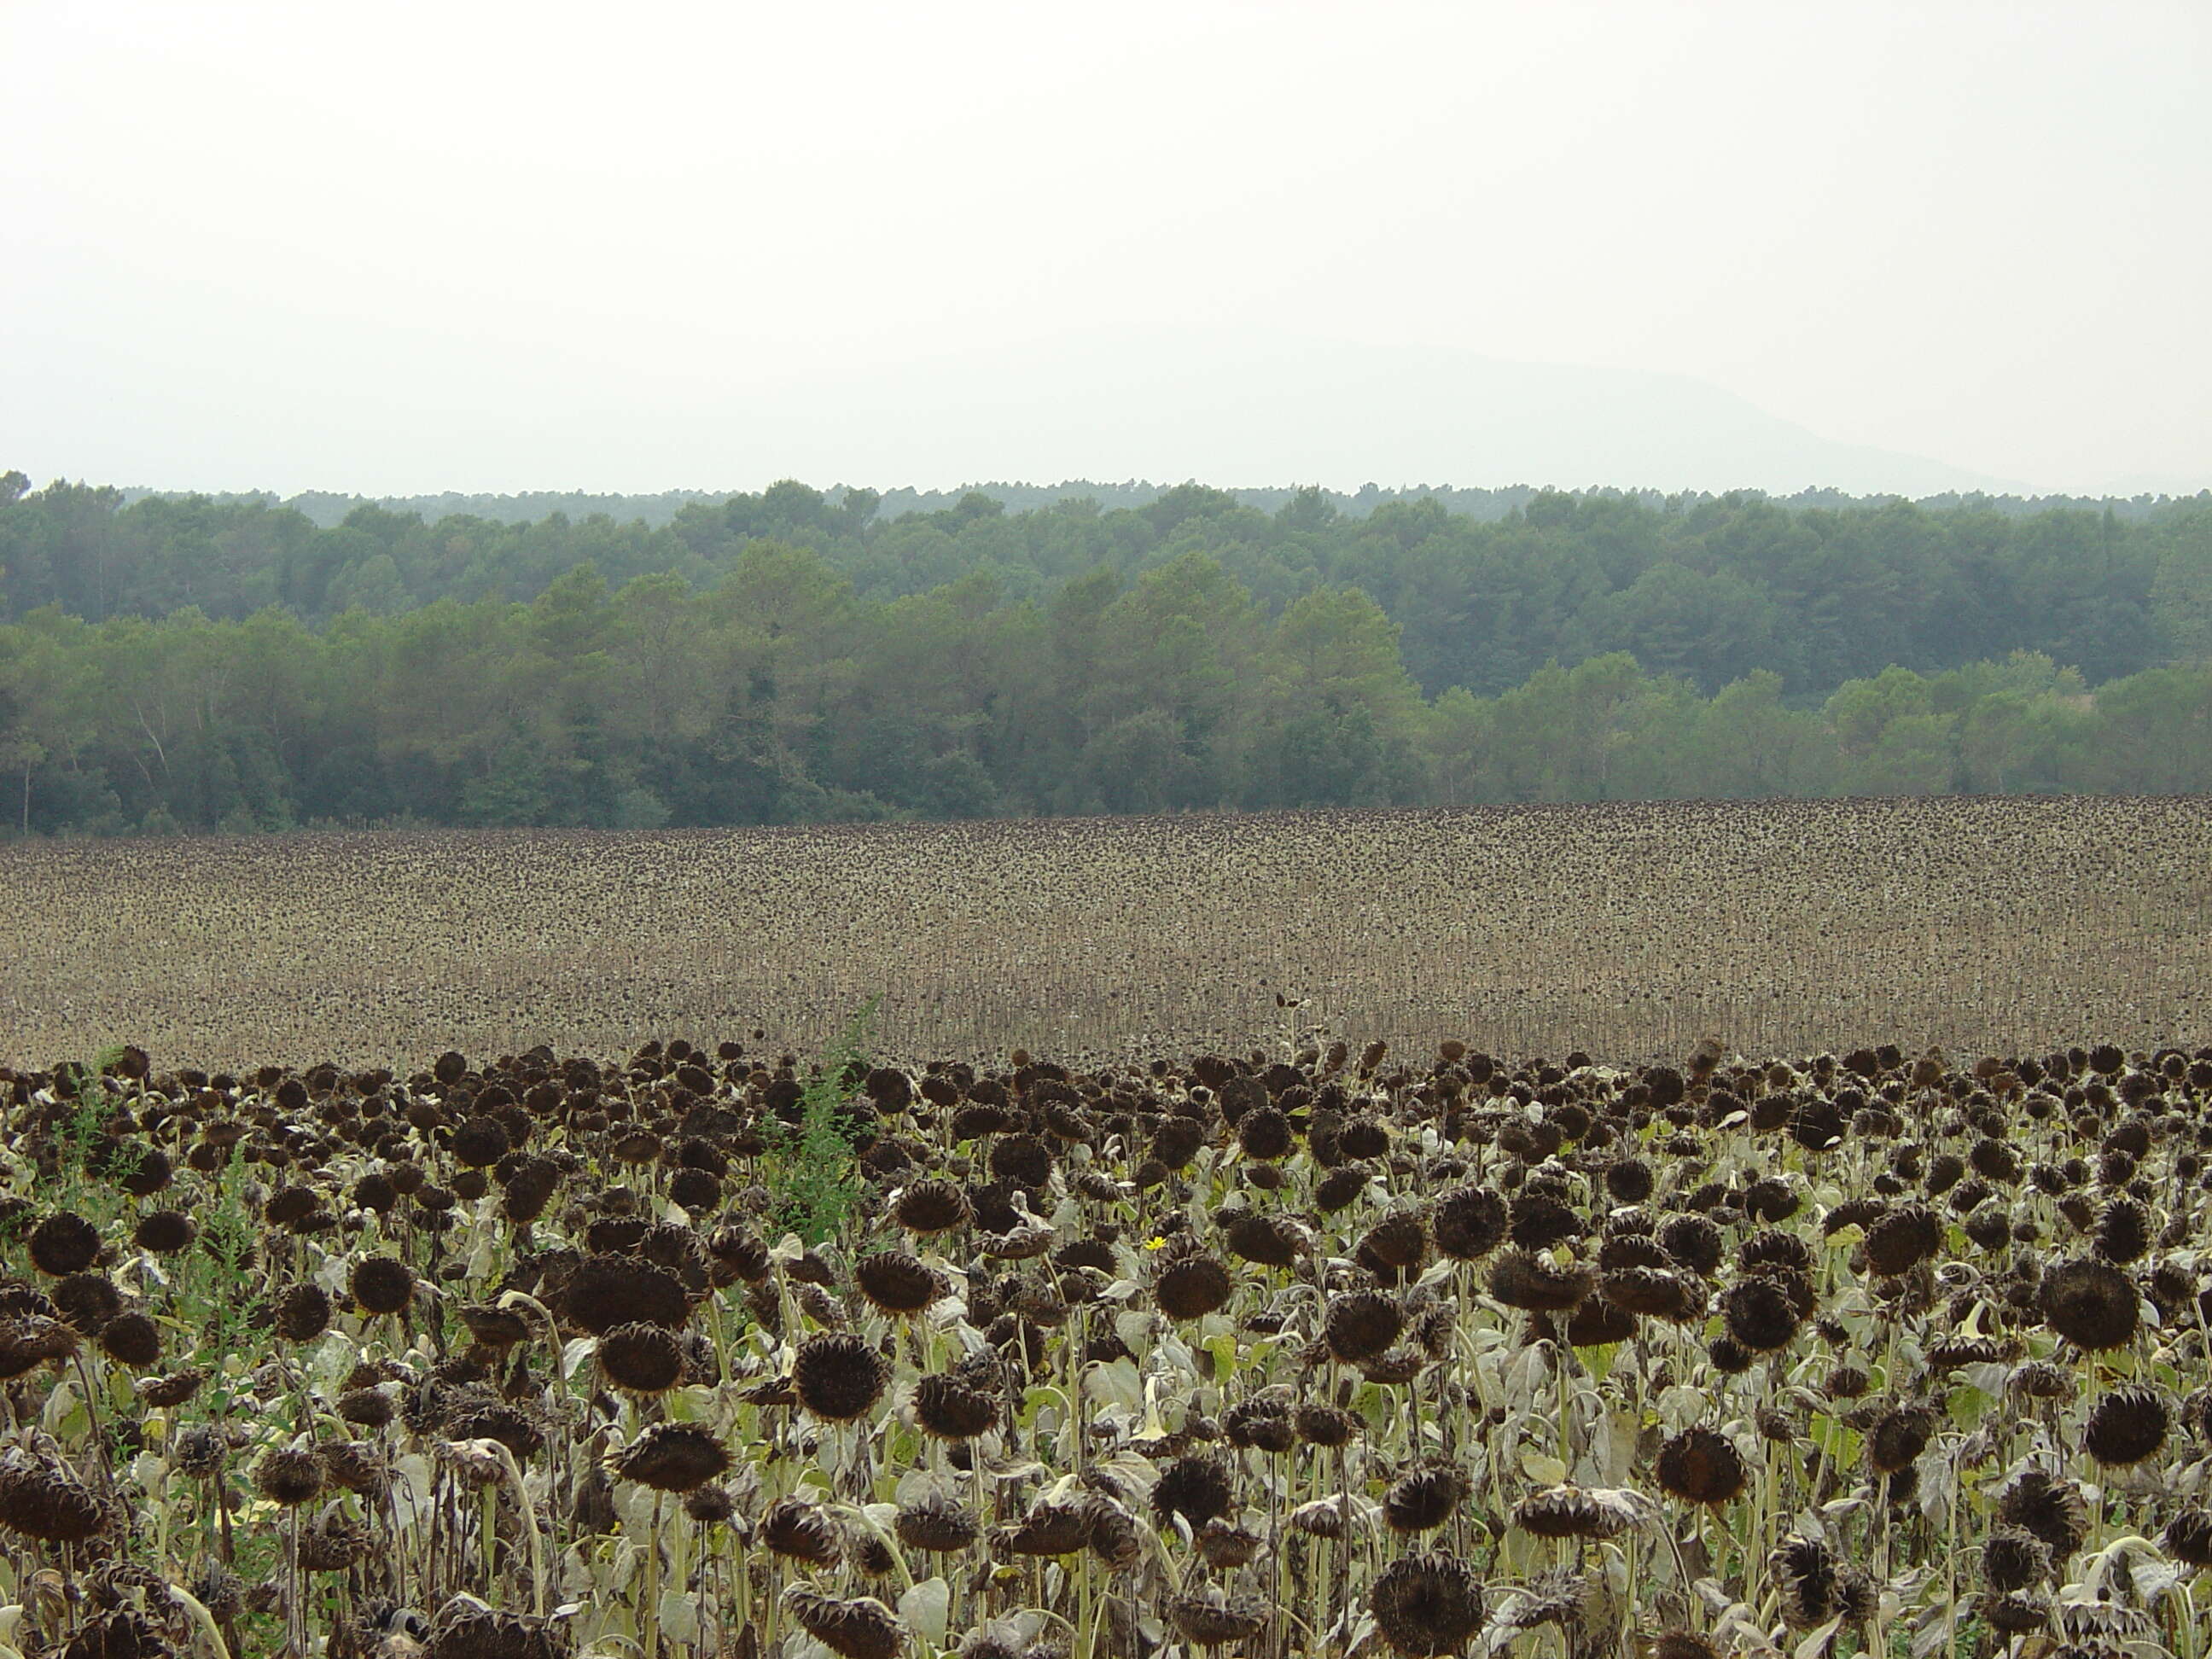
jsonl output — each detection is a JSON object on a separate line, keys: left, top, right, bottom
{"left": 0, "top": 1027, "right": 2208, "bottom": 1659}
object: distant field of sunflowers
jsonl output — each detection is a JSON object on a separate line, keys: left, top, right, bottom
{"left": 3, "top": 796, "right": 2209, "bottom": 1069}
{"left": 2, "top": 1030, "right": 2212, "bottom": 1659}
{"left": 1, "top": 795, "right": 2209, "bottom": 1658}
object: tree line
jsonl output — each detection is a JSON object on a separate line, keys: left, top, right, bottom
{"left": 4, "top": 542, "right": 2212, "bottom": 836}
{"left": 11, "top": 473, "right": 2212, "bottom": 690}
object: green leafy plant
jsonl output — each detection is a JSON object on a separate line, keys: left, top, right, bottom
{"left": 47, "top": 1045, "right": 130, "bottom": 1208}
{"left": 177, "top": 1159, "right": 260, "bottom": 1402}
{"left": 761, "top": 998, "right": 878, "bottom": 1246}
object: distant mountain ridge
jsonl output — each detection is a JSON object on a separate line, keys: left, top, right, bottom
{"left": 745, "top": 329, "right": 2035, "bottom": 500}
{"left": 84, "top": 329, "right": 2212, "bottom": 516}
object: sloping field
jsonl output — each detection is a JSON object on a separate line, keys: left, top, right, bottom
{"left": 3, "top": 796, "right": 2207, "bottom": 1068}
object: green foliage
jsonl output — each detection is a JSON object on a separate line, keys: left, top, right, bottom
{"left": 175, "top": 1161, "right": 259, "bottom": 1402}
{"left": 760, "top": 999, "right": 879, "bottom": 1247}
{"left": 5, "top": 476, "right": 2212, "bottom": 834}
{"left": 47, "top": 1046, "right": 132, "bottom": 1206}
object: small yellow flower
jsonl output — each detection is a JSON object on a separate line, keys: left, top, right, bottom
{"left": 1144, "top": 1236, "right": 1167, "bottom": 1251}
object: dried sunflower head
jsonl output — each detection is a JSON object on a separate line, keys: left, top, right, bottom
{"left": 133, "top": 1211, "right": 196, "bottom": 1254}
{"left": 1999, "top": 1471, "right": 2088, "bottom": 1559}
{"left": 1297, "top": 1403, "right": 1362, "bottom": 1448}
{"left": 1566, "top": 1297, "right": 1638, "bottom": 1348}
{"left": 707, "top": 1226, "right": 773, "bottom": 1283}
{"left": 299, "top": 1509, "right": 370, "bottom": 1573}
{"left": 1654, "top": 1427, "right": 1746, "bottom": 1506}
{"left": 896, "top": 1497, "right": 981, "bottom": 1554}
{"left": 1221, "top": 1210, "right": 1301, "bottom": 1268}
{"left": 855, "top": 1251, "right": 944, "bottom": 1315}
{"left": 422, "top": 1594, "right": 567, "bottom": 1659}
{"left": 1237, "top": 1107, "right": 1294, "bottom": 1161}
{"left": 2009, "top": 1360, "right": 2073, "bottom": 1402}
{"left": 1370, "top": 1551, "right": 1484, "bottom": 1656}
{"left": 137, "top": 1367, "right": 207, "bottom": 1409}
{"left": 2038, "top": 1257, "right": 2139, "bottom": 1351}
{"left": 681, "top": 1483, "right": 735, "bottom": 1525}
{"left": 1863, "top": 1205, "right": 1943, "bottom": 1278}
{"left": 28, "top": 1212, "right": 102, "bottom": 1277}
{"left": 172, "top": 1426, "right": 227, "bottom": 1478}
{"left": 338, "top": 1385, "right": 397, "bottom": 1429}
{"left": 2163, "top": 1508, "right": 2212, "bottom": 1569}
{"left": 458, "top": 1304, "right": 531, "bottom": 1350}
{"left": 1289, "top": 1497, "right": 1348, "bottom": 1538}
{"left": 271, "top": 1281, "right": 334, "bottom": 1344}
{"left": 0, "top": 1315, "right": 80, "bottom": 1381}
{"left": 599, "top": 1323, "right": 684, "bottom": 1394}
{"left": 1488, "top": 1249, "right": 1592, "bottom": 1313}
{"left": 1084, "top": 1493, "right": 1144, "bottom": 1572}
{"left": 1384, "top": 1464, "right": 1469, "bottom": 1534}
{"left": 349, "top": 1255, "right": 416, "bottom": 1317}
{"left": 1866, "top": 1404, "right": 1936, "bottom": 1475}
{"left": 1657, "top": 1214, "right": 1723, "bottom": 1276}
{"left": 794, "top": 1332, "right": 891, "bottom": 1422}
{"left": 1980, "top": 1591, "right": 2049, "bottom": 1635}
{"left": 441, "top": 1388, "right": 547, "bottom": 1460}
{"left": 1600, "top": 1267, "right": 1697, "bottom": 1321}
{"left": 2082, "top": 1385, "right": 2168, "bottom": 1467}
{"left": 559, "top": 1253, "right": 690, "bottom": 1334}
{"left": 1361, "top": 1345, "right": 1429, "bottom": 1385}
{"left": 1164, "top": 1591, "right": 1266, "bottom": 1650}
{"left": 1221, "top": 1398, "right": 1296, "bottom": 1454}
{"left": 1500, "top": 1567, "right": 1595, "bottom": 1631}
{"left": 783, "top": 1587, "right": 904, "bottom": 1659}
{"left": 760, "top": 1496, "right": 841, "bottom": 1563}
{"left": 1152, "top": 1452, "right": 1234, "bottom": 1531}
{"left": 1982, "top": 1526, "right": 2052, "bottom": 1592}
{"left": 1770, "top": 1534, "right": 1872, "bottom": 1629}
{"left": 98, "top": 1310, "right": 160, "bottom": 1368}
{"left": 253, "top": 1441, "right": 326, "bottom": 1507}
{"left": 610, "top": 1423, "right": 729, "bottom": 1493}
{"left": 992, "top": 1500, "right": 1091, "bottom": 1557}
{"left": 1720, "top": 1277, "right": 1801, "bottom": 1352}
{"left": 1514, "top": 1484, "right": 1645, "bottom": 1541}
{"left": 0, "top": 1447, "right": 109, "bottom": 1541}
{"left": 188, "top": 1568, "right": 242, "bottom": 1626}
{"left": 1361, "top": 1209, "right": 1429, "bottom": 1272}
{"left": 51, "top": 1271, "right": 122, "bottom": 1334}
{"left": 912, "top": 1371, "right": 998, "bottom": 1441}
{"left": 1324, "top": 1289, "right": 1404, "bottom": 1362}
{"left": 320, "top": 1441, "right": 390, "bottom": 1499}
{"left": 893, "top": 1179, "right": 972, "bottom": 1236}
{"left": 1154, "top": 1252, "right": 1234, "bottom": 1320}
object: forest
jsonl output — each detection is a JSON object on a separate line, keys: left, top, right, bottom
{"left": 3, "top": 470, "right": 2211, "bottom": 835}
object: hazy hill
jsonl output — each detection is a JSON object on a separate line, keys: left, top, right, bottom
{"left": 758, "top": 327, "right": 2023, "bottom": 499}
{"left": 108, "top": 329, "right": 2069, "bottom": 525}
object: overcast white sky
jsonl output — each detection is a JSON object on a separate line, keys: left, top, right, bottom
{"left": 4, "top": 0, "right": 2206, "bottom": 498}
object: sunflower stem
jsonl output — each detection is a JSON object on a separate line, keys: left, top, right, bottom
{"left": 643, "top": 1491, "right": 662, "bottom": 1659}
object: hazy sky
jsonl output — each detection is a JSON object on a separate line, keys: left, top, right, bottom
{"left": 6, "top": 1, "right": 2206, "bottom": 498}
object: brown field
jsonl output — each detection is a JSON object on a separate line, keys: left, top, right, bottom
{"left": 3, "top": 795, "right": 2208, "bottom": 1070}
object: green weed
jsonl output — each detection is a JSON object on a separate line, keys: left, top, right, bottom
{"left": 760, "top": 998, "right": 878, "bottom": 1247}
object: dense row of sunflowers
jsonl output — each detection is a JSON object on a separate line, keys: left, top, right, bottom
{"left": 0, "top": 1030, "right": 2209, "bottom": 1659}
{"left": 9, "top": 797, "right": 2208, "bottom": 1071}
